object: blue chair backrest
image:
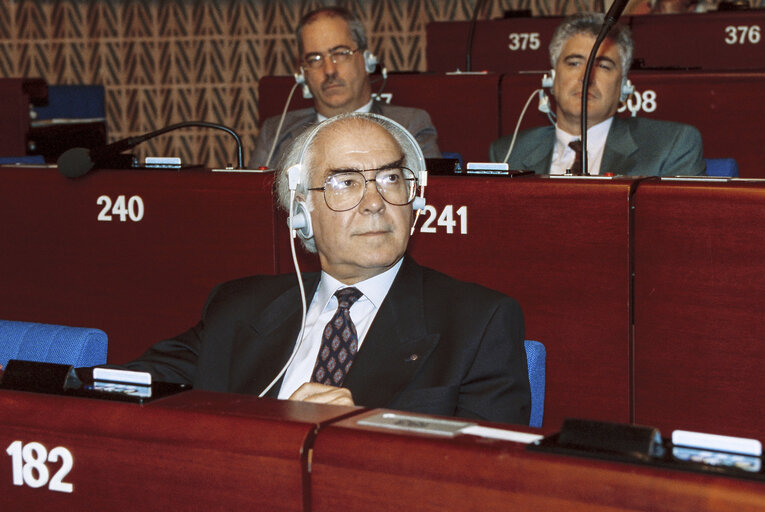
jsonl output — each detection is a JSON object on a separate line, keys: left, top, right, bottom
{"left": 0, "top": 156, "right": 46, "bottom": 165}
{"left": 704, "top": 158, "right": 739, "bottom": 177}
{"left": 32, "top": 84, "right": 106, "bottom": 121}
{"left": 0, "top": 320, "right": 107, "bottom": 369}
{"left": 525, "top": 339, "right": 546, "bottom": 428}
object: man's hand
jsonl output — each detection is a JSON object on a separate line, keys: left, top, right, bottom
{"left": 288, "top": 382, "right": 355, "bottom": 406}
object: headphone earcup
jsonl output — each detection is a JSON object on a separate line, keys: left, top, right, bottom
{"left": 541, "top": 69, "right": 554, "bottom": 89}
{"left": 620, "top": 78, "right": 635, "bottom": 102}
{"left": 290, "top": 200, "right": 314, "bottom": 240}
{"left": 363, "top": 50, "right": 378, "bottom": 74}
{"left": 294, "top": 69, "right": 313, "bottom": 99}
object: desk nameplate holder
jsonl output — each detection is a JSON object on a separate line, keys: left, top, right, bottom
{"left": 528, "top": 418, "right": 764, "bottom": 482}
{"left": 0, "top": 360, "right": 189, "bottom": 403}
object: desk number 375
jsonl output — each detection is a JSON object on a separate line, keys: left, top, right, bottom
{"left": 6, "top": 441, "right": 74, "bottom": 493}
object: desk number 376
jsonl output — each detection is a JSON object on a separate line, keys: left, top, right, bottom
{"left": 6, "top": 441, "right": 74, "bottom": 493}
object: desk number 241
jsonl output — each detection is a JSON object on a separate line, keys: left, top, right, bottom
{"left": 419, "top": 205, "right": 468, "bottom": 234}
{"left": 6, "top": 441, "right": 74, "bottom": 493}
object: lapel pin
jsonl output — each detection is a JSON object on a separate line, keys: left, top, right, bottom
{"left": 406, "top": 354, "right": 418, "bottom": 362}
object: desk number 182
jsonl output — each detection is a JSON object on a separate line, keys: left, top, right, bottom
{"left": 6, "top": 441, "right": 74, "bottom": 493}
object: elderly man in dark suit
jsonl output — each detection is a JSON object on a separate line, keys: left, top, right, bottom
{"left": 490, "top": 13, "right": 704, "bottom": 176}
{"left": 123, "top": 112, "right": 530, "bottom": 424}
{"left": 250, "top": 6, "right": 440, "bottom": 168}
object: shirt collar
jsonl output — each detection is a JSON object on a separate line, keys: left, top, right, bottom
{"left": 555, "top": 116, "right": 614, "bottom": 148}
{"left": 316, "top": 98, "right": 374, "bottom": 123}
{"left": 315, "top": 257, "right": 404, "bottom": 312}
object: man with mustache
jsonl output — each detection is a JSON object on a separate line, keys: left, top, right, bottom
{"left": 119, "top": 113, "right": 531, "bottom": 424}
{"left": 490, "top": 13, "right": 704, "bottom": 176}
{"left": 250, "top": 7, "right": 441, "bottom": 168}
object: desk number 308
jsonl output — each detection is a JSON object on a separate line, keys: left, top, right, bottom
{"left": 6, "top": 441, "right": 74, "bottom": 493}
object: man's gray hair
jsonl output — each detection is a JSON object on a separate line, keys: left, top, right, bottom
{"left": 548, "top": 12, "right": 634, "bottom": 86}
{"left": 274, "top": 112, "right": 425, "bottom": 253}
{"left": 296, "top": 7, "right": 368, "bottom": 57}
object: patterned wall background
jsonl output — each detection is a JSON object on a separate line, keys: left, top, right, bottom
{"left": 1, "top": 0, "right": 757, "bottom": 166}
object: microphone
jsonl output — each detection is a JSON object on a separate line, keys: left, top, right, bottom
{"left": 579, "top": 0, "right": 630, "bottom": 175}
{"left": 465, "top": 0, "right": 491, "bottom": 71}
{"left": 57, "top": 121, "right": 244, "bottom": 178}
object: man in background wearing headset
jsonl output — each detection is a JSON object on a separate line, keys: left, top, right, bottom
{"left": 249, "top": 6, "right": 441, "bottom": 168}
{"left": 490, "top": 13, "right": 704, "bottom": 176}
{"left": 119, "top": 113, "right": 530, "bottom": 425}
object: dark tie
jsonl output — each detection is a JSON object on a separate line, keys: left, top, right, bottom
{"left": 311, "top": 287, "right": 363, "bottom": 386}
{"left": 568, "top": 139, "right": 584, "bottom": 175}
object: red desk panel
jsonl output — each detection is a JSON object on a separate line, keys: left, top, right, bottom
{"left": 258, "top": 73, "right": 502, "bottom": 163}
{"left": 0, "top": 389, "right": 360, "bottom": 510}
{"left": 631, "top": 11, "right": 765, "bottom": 71}
{"left": 406, "top": 176, "right": 635, "bottom": 429}
{"left": 633, "top": 179, "right": 765, "bottom": 440}
{"left": 499, "top": 71, "right": 765, "bottom": 177}
{"left": 311, "top": 409, "right": 765, "bottom": 511}
{"left": 427, "top": 12, "right": 765, "bottom": 74}
{"left": 426, "top": 17, "right": 563, "bottom": 74}
{"left": 0, "top": 167, "right": 278, "bottom": 364}
{"left": 0, "top": 79, "right": 31, "bottom": 157}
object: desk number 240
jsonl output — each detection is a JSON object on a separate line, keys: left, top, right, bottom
{"left": 6, "top": 441, "right": 74, "bottom": 493}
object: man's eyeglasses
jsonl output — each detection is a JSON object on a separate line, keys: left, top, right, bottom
{"left": 302, "top": 46, "right": 360, "bottom": 70}
{"left": 307, "top": 167, "right": 418, "bottom": 212}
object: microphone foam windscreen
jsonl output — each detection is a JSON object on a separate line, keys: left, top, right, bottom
{"left": 57, "top": 147, "right": 95, "bottom": 178}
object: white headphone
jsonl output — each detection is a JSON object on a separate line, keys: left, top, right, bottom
{"left": 294, "top": 49, "right": 379, "bottom": 99}
{"left": 287, "top": 112, "right": 427, "bottom": 243}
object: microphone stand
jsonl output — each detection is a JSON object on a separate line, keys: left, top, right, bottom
{"left": 465, "top": 0, "right": 491, "bottom": 71}
{"left": 580, "top": 0, "right": 629, "bottom": 175}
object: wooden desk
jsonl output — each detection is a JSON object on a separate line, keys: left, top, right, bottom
{"left": 633, "top": 178, "right": 765, "bottom": 440}
{"left": 427, "top": 12, "right": 765, "bottom": 74}
{"left": 0, "top": 167, "right": 278, "bottom": 364}
{"left": 406, "top": 175, "right": 636, "bottom": 429}
{"left": 257, "top": 73, "right": 503, "bottom": 163}
{"left": 499, "top": 71, "right": 765, "bottom": 178}
{"left": 425, "top": 17, "right": 563, "bottom": 74}
{"left": 311, "top": 409, "right": 765, "bottom": 511}
{"left": 0, "top": 79, "right": 32, "bottom": 157}
{"left": 0, "top": 389, "right": 360, "bottom": 510}
{"left": 630, "top": 11, "right": 765, "bottom": 71}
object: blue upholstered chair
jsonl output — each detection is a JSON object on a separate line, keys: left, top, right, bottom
{"left": 704, "top": 158, "right": 739, "bottom": 177}
{"left": 0, "top": 155, "right": 45, "bottom": 165}
{"left": 0, "top": 320, "right": 108, "bottom": 369}
{"left": 32, "top": 84, "right": 106, "bottom": 121}
{"left": 525, "top": 339, "right": 546, "bottom": 428}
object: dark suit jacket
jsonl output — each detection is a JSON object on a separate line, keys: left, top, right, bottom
{"left": 123, "top": 256, "right": 530, "bottom": 425}
{"left": 249, "top": 100, "right": 442, "bottom": 167}
{"left": 489, "top": 116, "right": 705, "bottom": 176}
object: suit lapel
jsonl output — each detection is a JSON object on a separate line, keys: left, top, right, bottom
{"left": 229, "top": 273, "right": 321, "bottom": 397}
{"left": 521, "top": 127, "right": 555, "bottom": 172}
{"left": 602, "top": 117, "right": 639, "bottom": 174}
{"left": 343, "top": 256, "right": 440, "bottom": 408}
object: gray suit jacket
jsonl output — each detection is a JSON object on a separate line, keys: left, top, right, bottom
{"left": 489, "top": 117, "right": 705, "bottom": 176}
{"left": 250, "top": 100, "right": 442, "bottom": 167}
{"left": 121, "top": 256, "right": 531, "bottom": 425}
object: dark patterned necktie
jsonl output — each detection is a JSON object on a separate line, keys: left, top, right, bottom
{"left": 568, "top": 139, "right": 584, "bottom": 176}
{"left": 311, "top": 287, "right": 363, "bottom": 386}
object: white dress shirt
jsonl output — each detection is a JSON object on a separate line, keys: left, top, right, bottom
{"left": 316, "top": 98, "right": 374, "bottom": 123}
{"left": 549, "top": 117, "right": 613, "bottom": 175}
{"left": 277, "top": 257, "right": 403, "bottom": 398}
